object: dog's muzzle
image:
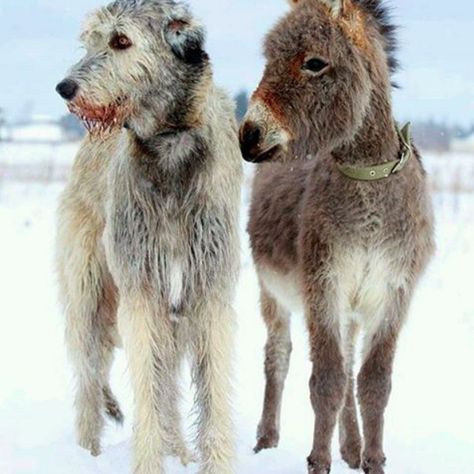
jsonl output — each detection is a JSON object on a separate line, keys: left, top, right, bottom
{"left": 56, "top": 79, "right": 79, "bottom": 101}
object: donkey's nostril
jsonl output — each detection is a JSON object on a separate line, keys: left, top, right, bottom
{"left": 239, "top": 122, "right": 262, "bottom": 162}
{"left": 56, "top": 79, "right": 79, "bottom": 101}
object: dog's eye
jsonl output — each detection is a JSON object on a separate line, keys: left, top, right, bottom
{"left": 110, "top": 34, "right": 133, "bottom": 50}
{"left": 302, "top": 58, "right": 329, "bottom": 74}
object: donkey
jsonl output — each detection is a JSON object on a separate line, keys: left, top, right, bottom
{"left": 239, "top": 1, "right": 435, "bottom": 473}
{"left": 55, "top": 1, "right": 241, "bottom": 473}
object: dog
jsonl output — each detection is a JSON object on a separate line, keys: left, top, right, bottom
{"left": 55, "top": 1, "right": 242, "bottom": 472}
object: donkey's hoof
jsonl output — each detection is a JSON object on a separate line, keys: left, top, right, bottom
{"left": 363, "top": 468, "right": 385, "bottom": 474}
{"left": 362, "top": 456, "right": 386, "bottom": 474}
{"left": 254, "top": 429, "right": 279, "bottom": 453}
{"left": 307, "top": 457, "right": 330, "bottom": 474}
{"left": 340, "top": 443, "right": 361, "bottom": 469}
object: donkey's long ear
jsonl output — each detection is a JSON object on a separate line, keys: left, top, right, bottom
{"left": 287, "top": 0, "right": 301, "bottom": 8}
{"left": 164, "top": 18, "right": 208, "bottom": 65}
{"left": 319, "top": 0, "right": 350, "bottom": 17}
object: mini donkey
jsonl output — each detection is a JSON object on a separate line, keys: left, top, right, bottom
{"left": 55, "top": 1, "right": 241, "bottom": 473}
{"left": 240, "top": 1, "right": 434, "bottom": 473}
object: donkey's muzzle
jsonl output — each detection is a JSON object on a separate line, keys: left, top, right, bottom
{"left": 240, "top": 121, "right": 282, "bottom": 163}
{"left": 240, "top": 121, "right": 262, "bottom": 162}
{"left": 56, "top": 79, "right": 79, "bottom": 101}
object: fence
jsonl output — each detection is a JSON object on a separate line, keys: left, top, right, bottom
{"left": 0, "top": 141, "right": 78, "bottom": 183}
{"left": 0, "top": 143, "right": 473, "bottom": 193}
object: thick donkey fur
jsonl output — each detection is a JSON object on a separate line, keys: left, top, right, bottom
{"left": 241, "top": 1, "right": 434, "bottom": 473}
{"left": 56, "top": 1, "right": 242, "bottom": 473}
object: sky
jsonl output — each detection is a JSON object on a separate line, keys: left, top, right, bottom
{"left": 0, "top": 0, "right": 473, "bottom": 125}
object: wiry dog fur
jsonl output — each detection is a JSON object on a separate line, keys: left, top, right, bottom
{"left": 55, "top": 1, "right": 242, "bottom": 473}
{"left": 240, "top": 1, "right": 435, "bottom": 473}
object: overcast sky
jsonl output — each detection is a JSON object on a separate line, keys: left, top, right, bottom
{"left": 0, "top": 0, "right": 473, "bottom": 125}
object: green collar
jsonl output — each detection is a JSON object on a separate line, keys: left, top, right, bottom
{"left": 336, "top": 123, "right": 413, "bottom": 181}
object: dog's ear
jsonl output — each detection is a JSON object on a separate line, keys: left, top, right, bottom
{"left": 164, "top": 18, "right": 208, "bottom": 65}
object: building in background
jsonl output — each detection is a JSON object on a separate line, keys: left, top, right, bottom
{"left": 0, "top": 113, "right": 84, "bottom": 144}
{"left": 2, "top": 115, "right": 66, "bottom": 144}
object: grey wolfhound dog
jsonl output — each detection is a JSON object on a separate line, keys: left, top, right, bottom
{"left": 55, "top": 1, "right": 242, "bottom": 473}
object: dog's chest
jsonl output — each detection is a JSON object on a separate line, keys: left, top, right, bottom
{"left": 109, "top": 182, "right": 219, "bottom": 306}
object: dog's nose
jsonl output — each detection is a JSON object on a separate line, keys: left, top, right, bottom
{"left": 56, "top": 79, "right": 79, "bottom": 100}
{"left": 239, "top": 121, "right": 262, "bottom": 162}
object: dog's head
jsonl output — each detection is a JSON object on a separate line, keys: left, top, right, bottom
{"left": 56, "top": 0, "right": 211, "bottom": 137}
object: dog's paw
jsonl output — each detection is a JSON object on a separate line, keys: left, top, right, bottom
{"left": 78, "top": 436, "right": 101, "bottom": 457}
{"left": 168, "top": 444, "right": 197, "bottom": 466}
{"left": 104, "top": 397, "right": 124, "bottom": 425}
{"left": 103, "top": 387, "right": 124, "bottom": 425}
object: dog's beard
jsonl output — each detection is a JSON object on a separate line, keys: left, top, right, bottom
{"left": 68, "top": 96, "right": 132, "bottom": 137}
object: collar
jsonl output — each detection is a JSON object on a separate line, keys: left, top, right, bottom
{"left": 335, "top": 123, "right": 413, "bottom": 181}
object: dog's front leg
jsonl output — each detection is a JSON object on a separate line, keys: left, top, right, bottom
{"left": 190, "top": 302, "right": 236, "bottom": 474}
{"left": 118, "top": 295, "right": 178, "bottom": 474}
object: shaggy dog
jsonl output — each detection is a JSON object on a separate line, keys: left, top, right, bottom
{"left": 55, "top": 1, "right": 242, "bottom": 473}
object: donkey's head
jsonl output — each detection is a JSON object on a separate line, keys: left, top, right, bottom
{"left": 240, "top": 0, "right": 397, "bottom": 162}
{"left": 56, "top": 0, "right": 210, "bottom": 137}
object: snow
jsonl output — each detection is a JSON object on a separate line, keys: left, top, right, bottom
{"left": 0, "top": 142, "right": 77, "bottom": 166}
{"left": 0, "top": 152, "right": 473, "bottom": 474}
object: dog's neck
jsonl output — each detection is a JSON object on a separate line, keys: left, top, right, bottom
{"left": 130, "top": 126, "right": 202, "bottom": 158}
{"left": 126, "top": 72, "right": 212, "bottom": 142}
{"left": 125, "top": 124, "right": 210, "bottom": 201}
{"left": 125, "top": 107, "right": 201, "bottom": 143}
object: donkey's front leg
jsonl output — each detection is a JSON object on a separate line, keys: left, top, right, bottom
{"left": 306, "top": 296, "right": 347, "bottom": 474}
{"left": 191, "top": 302, "right": 236, "bottom": 474}
{"left": 255, "top": 288, "right": 292, "bottom": 453}
{"left": 357, "top": 290, "right": 407, "bottom": 474}
{"left": 339, "top": 320, "right": 362, "bottom": 469}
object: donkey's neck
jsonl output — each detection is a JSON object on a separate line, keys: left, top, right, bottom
{"left": 332, "top": 88, "right": 399, "bottom": 166}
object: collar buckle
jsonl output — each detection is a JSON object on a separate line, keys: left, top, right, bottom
{"left": 336, "top": 122, "right": 413, "bottom": 181}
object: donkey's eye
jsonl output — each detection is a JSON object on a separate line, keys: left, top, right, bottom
{"left": 110, "top": 34, "right": 133, "bottom": 50}
{"left": 302, "top": 58, "right": 329, "bottom": 74}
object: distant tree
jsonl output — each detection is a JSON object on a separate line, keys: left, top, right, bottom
{"left": 60, "top": 113, "right": 85, "bottom": 141}
{"left": 234, "top": 90, "right": 249, "bottom": 123}
{"left": 453, "top": 122, "right": 474, "bottom": 140}
{"left": 411, "top": 119, "right": 452, "bottom": 152}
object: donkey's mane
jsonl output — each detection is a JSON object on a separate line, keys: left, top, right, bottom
{"left": 355, "top": 0, "right": 399, "bottom": 76}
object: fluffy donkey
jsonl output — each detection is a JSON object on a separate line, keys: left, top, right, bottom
{"left": 240, "top": 1, "right": 434, "bottom": 473}
{"left": 55, "top": 1, "right": 241, "bottom": 473}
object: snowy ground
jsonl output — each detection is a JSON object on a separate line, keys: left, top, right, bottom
{"left": 0, "top": 157, "right": 473, "bottom": 473}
